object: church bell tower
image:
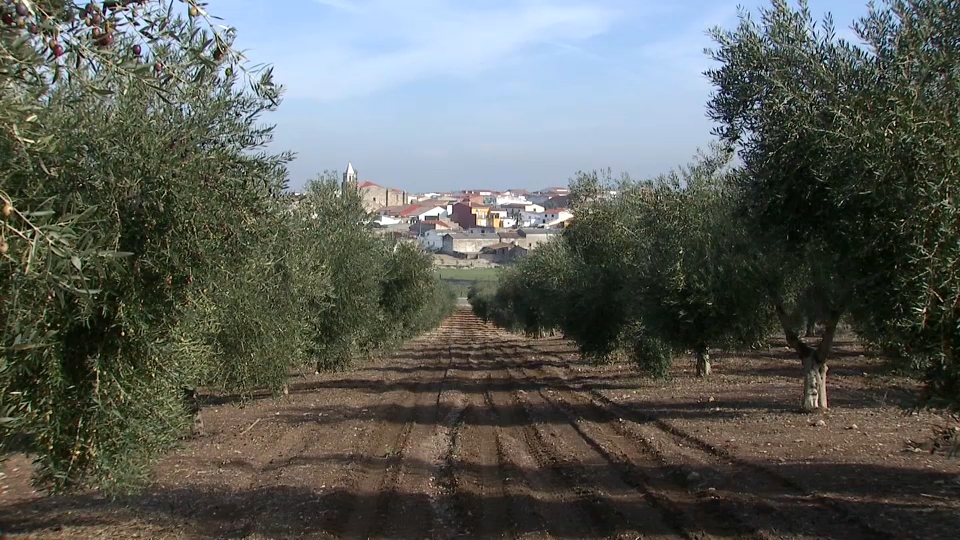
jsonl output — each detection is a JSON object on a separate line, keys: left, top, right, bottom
{"left": 342, "top": 162, "right": 358, "bottom": 193}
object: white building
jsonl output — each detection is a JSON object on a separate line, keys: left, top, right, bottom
{"left": 495, "top": 194, "right": 530, "bottom": 206}
{"left": 546, "top": 213, "right": 573, "bottom": 227}
{"left": 418, "top": 229, "right": 446, "bottom": 251}
{"left": 375, "top": 215, "right": 403, "bottom": 226}
{"left": 502, "top": 203, "right": 544, "bottom": 213}
{"left": 409, "top": 205, "right": 448, "bottom": 222}
{"left": 518, "top": 209, "right": 572, "bottom": 228}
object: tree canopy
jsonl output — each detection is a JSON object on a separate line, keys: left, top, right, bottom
{"left": 475, "top": 0, "right": 960, "bottom": 413}
{"left": 1, "top": 1, "right": 456, "bottom": 493}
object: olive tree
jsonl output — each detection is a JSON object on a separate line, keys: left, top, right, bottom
{"left": 621, "top": 146, "right": 774, "bottom": 377}
{"left": 705, "top": 0, "right": 960, "bottom": 410}
{"left": 292, "top": 175, "right": 455, "bottom": 371}
{"left": 467, "top": 281, "right": 497, "bottom": 323}
{"left": 1, "top": 1, "right": 458, "bottom": 493}
{"left": 556, "top": 171, "right": 638, "bottom": 360}
{"left": 289, "top": 176, "right": 382, "bottom": 371}
{"left": 0, "top": 1, "right": 293, "bottom": 491}
{"left": 185, "top": 197, "right": 305, "bottom": 404}
{"left": 492, "top": 239, "right": 574, "bottom": 337}
{"left": 379, "top": 239, "right": 456, "bottom": 341}
{"left": 847, "top": 0, "right": 960, "bottom": 410}
{"left": 706, "top": 0, "right": 871, "bottom": 410}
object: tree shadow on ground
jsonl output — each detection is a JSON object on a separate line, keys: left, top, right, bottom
{"left": 4, "top": 327, "right": 955, "bottom": 539}
{"left": 199, "top": 335, "right": 916, "bottom": 414}
{"left": 268, "top": 384, "right": 914, "bottom": 435}
{"left": 1, "top": 460, "right": 956, "bottom": 539}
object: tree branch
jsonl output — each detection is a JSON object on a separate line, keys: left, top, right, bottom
{"left": 774, "top": 301, "right": 813, "bottom": 358}
{"left": 814, "top": 309, "right": 843, "bottom": 361}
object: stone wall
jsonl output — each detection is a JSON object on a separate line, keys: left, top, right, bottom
{"left": 359, "top": 186, "right": 408, "bottom": 212}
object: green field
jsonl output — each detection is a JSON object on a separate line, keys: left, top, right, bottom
{"left": 436, "top": 267, "right": 501, "bottom": 281}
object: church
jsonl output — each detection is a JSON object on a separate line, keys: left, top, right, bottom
{"left": 341, "top": 162, "right": 413, "bottom": 213}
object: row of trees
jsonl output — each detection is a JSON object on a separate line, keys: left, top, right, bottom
{"left": 471, "top": 0, "right": 960, "bottom": 413}
{"left": 1, "top": 1, "right": 454, "bottom": 492}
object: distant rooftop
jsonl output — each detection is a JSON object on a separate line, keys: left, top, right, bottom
{"left": 518, "top": 227, "right": 561, "bottom": 235}
{"left": 443, "top": 230, "right": 499, "bottom": 239}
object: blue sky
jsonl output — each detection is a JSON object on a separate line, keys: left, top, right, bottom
{"left": 204, "top": 0, "right": 871, "bottom": 193}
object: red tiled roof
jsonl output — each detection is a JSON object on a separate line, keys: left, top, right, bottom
{"left": 357, "top": 181, "right": 380, "bottom": 189}
{"left": 397, "top": 204, "right": 420, "bottom": 217}
{"left": 398, "top": 204, "right": 444, "bottom": 217}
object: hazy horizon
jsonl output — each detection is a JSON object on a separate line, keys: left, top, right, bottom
{"left": 207, "top": 0, "right": 869, "bottom": 193}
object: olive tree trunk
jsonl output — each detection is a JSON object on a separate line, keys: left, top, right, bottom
{"left": 695, "top": 346, "right": 711, "bottom": 378}
{"left": 774, "top": 303, "right": 840, "bottom": 412}
{"left": 800, "top": 354, "right": 829, "bottom": 410}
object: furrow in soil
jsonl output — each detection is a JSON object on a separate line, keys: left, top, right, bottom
{"left": 331, "top": 367, "right": 444, "bottom": 538}
{"left": 480, "top": 357, "right": 651, "bottom": 539}
{"left": 502, "top": 334, "right": 906, "bottom": 540}
{"left": 500, "top": 358, "right": 726, "bottom": 540}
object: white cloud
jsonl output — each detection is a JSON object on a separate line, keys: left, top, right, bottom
{"left": 256, "top": 0, "right": 623, "bottom": 101}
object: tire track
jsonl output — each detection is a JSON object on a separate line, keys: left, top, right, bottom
{"left": 497, "top": 333, "right": 906, "bottom": 540}
{"left": 502, "top": 361, "right": 743, "bottom": 540}
{"left": 387, "top": 345, "right": 469, "bottom": 539}
{"left": 482, "top": 378, "right": 620, "bottom": 538}
{"left": 446, "top": 370, "right": 514, "bottom": 539}
{"left": 329, "top": 351, "right": 449, "bottom": 538}
{"left": 445, "top": 318, "right": 539, "bottom": 538}
{"left": 486, "top": 399, "right": 547, "bottom": 538}
{"left": 349, "top": 314, "right": 471, "bottom": 539}
{"left": 576, "top": 386, "right": 899, "bottom": 540}
{"left": 323, "top": 386, "right": 420, "bottom": 538}
{"left": 452, "top": 320, "right": 675, "bottom": 540}
{"left": 512, "top": 363, "right": 766, "bottom": 540}
{"left": 442, "top": 316, "right": 608, "bottom": 538}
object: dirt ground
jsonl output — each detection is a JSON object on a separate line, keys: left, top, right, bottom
{"left": 2, "top": 308, "right": 959, "bottom": 539}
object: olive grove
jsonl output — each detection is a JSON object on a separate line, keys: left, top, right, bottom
{"left": 1, "top": 1, "right": 454, "bottom": 493}
{"left": 474, "top": 0, "right": 960, "bottom": 412}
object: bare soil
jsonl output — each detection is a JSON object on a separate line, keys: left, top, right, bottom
{"left": 2, "top": 308, "right": 959, "bottom": 539}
